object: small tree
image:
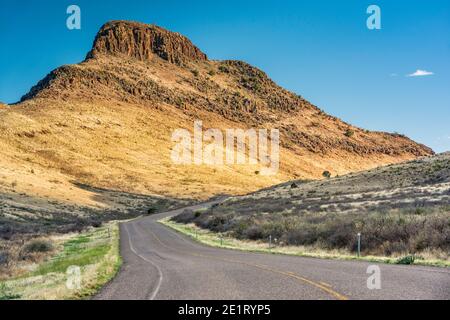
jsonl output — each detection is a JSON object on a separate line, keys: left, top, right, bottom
{"left": 322, "top": 171, "right": 331, "bottom": 179}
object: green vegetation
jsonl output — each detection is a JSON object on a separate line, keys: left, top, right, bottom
{"left": 396, "top": 255, "right": 416, "bottom": 265}
{"left": 322, "top": 171, "right": 331, "bottom": 179}
{"left": 0, "top": 283, "right": 20, "bottom": 300}
{"left": 0, "top": 223, "right": 121, "bottom": 300}
{"left": 218, "top": 65, "right": 229, "bottom": 73}
{"left": 344, "top": 129, "right": 355, "bottom": 137}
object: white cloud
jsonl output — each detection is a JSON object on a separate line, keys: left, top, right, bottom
{"left": 407, "top": 69, "right": 434, "bottom": 77}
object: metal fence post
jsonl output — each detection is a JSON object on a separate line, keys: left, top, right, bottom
{"left": 357, "top": 233, "right": 361, "bottom": 257}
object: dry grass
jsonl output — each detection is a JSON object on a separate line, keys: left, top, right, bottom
{"left": 0, "top": 183, "right": 190, "bottom": 278}
{"left": 0, "top": 222, "right": 121, "bottom": 300}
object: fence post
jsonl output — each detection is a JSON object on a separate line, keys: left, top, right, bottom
{"left": 357, "top": 233, "right": 361, "bottom": 257}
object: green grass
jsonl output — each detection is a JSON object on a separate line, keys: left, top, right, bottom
{"left": 34, "top": 244, "right": 110, "bottom": 276}
{"left": 0, "top": 283, "right": 21, "bottom": 300}
{"left": 0, "top": 222, "right": 122, "bottom": 300}
{"left": 161, "top": 218, "right": 450, "bottom": 268}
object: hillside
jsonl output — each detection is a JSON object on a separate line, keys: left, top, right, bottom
{"left": 0, "top": 20, "right": 433, "bottom": 207}
{"left": 174, "top": 153, "right": 450, "bottom": 258}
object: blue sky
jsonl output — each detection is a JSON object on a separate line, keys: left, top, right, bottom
{"left": 1, "top": 0, "right": 449, "bottom": 152}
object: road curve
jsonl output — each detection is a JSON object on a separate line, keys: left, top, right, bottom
{"left": 95, "top": 202, "right": 450, "bottom": 300}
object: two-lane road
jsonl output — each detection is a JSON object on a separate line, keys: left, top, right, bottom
{"left": 96, "top": 202, "right": 450, "bottom": 300}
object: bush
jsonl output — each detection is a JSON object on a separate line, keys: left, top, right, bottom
{"left": 322, "top": 171, "right": 331, "bottom": 179}
{"left": 242, "top": 225, "right": 264, "bottom": 240}
{"left": 172, "top": 209, "right": 195, "bottom": 224}
{"left": 344, "top": 129, "right": 355, "bottom": 138}
{"left": 147, "top": 207, "right": 157, "bottom": 215}
{"left": 396, "top": 255, "right": 415, "bottom": 265}
{"left": 218, "top": 65, "right": 229, "bottom": 73}
{"left": 90, "top": 220, "right": 102, "bottom": 228}
{"left": 191, "top": 69, "right": 199, "bottom": 77}
{"left": 0, "top": 251, "right": 9, "bottom": 266}
{"left": 22, "top": 240, "right": 53, "bottom": 254}
{"left": 194, "top": 211, "right": 202, "bottom": 218}
{"left": 0, "top": 283, "right": 20, "bottom": 300}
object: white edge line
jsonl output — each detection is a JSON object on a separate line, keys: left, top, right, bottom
{"left": 124, "top": 223, "right": 163, "bottom": 300}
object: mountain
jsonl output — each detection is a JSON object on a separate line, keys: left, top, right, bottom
{"left": 0, "top": 20, "right": 433, "bottom": 204}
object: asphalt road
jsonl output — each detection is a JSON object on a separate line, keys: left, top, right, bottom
{"left": 95, "top": 202, "right": 450, "bottom": 300}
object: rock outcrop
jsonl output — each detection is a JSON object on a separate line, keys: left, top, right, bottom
{"left": 86, "top": 21, "right": 208, "bottom": 65}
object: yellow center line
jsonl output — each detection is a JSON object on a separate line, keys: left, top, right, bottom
{"left": 138, "top": 222, "right": 349, "bottom": 301}
{"left": 320, "top": 281, "right": 333, "bottom": 288}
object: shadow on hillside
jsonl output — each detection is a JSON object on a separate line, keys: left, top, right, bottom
{"left": 0, "top": 181, "right": 194, "bottom": 240}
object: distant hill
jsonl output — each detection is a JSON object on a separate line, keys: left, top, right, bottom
{"left": 174, "top": 153, "right": 450, "bottom": 257}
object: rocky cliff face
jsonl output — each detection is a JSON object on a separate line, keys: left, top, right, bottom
{"left": 86, "top": 21, "right": 208, "bottom": 65}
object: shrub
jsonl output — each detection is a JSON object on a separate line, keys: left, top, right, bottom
{"left": 322, "top": 171, "right": 331, "bottom": 179}
{"left": 344, "top": 129, "right": 355, "bottom": 138}
{"left": 208, "top": 69, "right": 216, "bottom": 76}
{"left": 396, "top": 255, "right": 415, "bottom": 265}
{"left": 218, "top": 65, "right": 229, "bottom": 73}
{"left": 0, "top": 283, "right": 20, "bottom": 300}
{"left": 242, "top": 225, "right": 264, "bottom": 240}
{"left": 191, "top": 69, "right": 199, "bottom": 77}
{"left": 22, "top": 240, "right": 53, "bottom": 254}
{"left": 172, "top": 209, "right": 195, "bottom": 224}
{"left": 0, "top": 251, "right": 9, "bottom": 266}
{"left": 147, "top": 207, "right": 157, "bottom": 215}
{"left": 90, "top": 220, "right": 102, "bottom": 228}
{"left": 194, "top": 211, "right": 202, "bottom": 218}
